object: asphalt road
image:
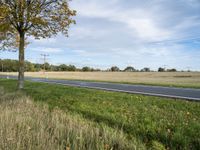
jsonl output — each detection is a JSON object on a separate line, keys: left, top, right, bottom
{"left": 1, "top": 75, "right": 200, "bottom": 101}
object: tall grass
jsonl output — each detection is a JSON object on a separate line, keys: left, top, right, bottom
{"left": 0, "top": 91, "right": 145, "bottom": 150}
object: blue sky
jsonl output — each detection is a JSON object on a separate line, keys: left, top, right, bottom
{"left": 1, "top": 0, "right": 200, "bottom": 70}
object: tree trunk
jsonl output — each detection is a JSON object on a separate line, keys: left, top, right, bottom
{"left": 18, "top": 32, "right": 25, "bottom": 89}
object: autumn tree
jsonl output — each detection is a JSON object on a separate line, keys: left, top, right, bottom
{"left": 0, "top": 0, "right": 76, "bottom": 89}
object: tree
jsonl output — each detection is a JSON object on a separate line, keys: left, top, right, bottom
{"left": 82, "top": 66, "right": 91, "bottom": 72}
{"left": 167, "top": 68, "right": 177, "bottom": 72}
{"left": 58, "top": 64, "right": 68, "bottom": 71}
{"left": 42, "top": 62, "right": 51, "bottom": 71}
{"left": 124, "top": 66, "right": 136, "bottom": 72}
{"left": 158, "top": 67, "right": 165, "bottom": 72}
{"left": 34, "top": 63, "right": 42, "bottom": 71}
{"left": 110, "top": 66, "right": 120, "bottom": 72}
{"left": 67, "top": 65, "right": 76, "bottom": 71}
{"left": 141, "top": 67, "right": 150, "bottom": 72}
{"left": 0, "top": 0, "right": 76, "bottom": 89}
{"left": 25, "top": 61, "right": 35, "bottom": 72}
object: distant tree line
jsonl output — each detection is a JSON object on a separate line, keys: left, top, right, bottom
{"left": 158, "top": 67, "right": 177, "bottom": 72}
{"left": 0, "top": 59, "right": 179, "bottom": 72}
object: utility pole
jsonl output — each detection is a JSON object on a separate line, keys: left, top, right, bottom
{"left": 41, "top": 54, "right": 49, "bottom": 78}
{"left": 41, "top": 54, "right": 49, "bottom": 72}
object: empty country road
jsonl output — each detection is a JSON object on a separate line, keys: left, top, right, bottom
{"left": 1, "top": 75, "right": 200, "bottom": 101}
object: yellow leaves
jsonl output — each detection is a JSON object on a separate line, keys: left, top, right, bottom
{"left": 30, "top": 17, "right": 48, "bottom": 26}
{"left": 0, "top": 5, "right": 9, "bottom": 18}
{"left": 1, "top": 1, "right": 76, "bottom": 49}
{"left": 0, "top": 5, "right": 10, "bottom": 29}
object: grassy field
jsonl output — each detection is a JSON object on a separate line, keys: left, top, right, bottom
{"left": 1, "top": 71, "right": 200, "bottom": 88}
{"left": 0, "top": 79, "right": 200, "bottom": 149}
{"left": 0, "top": 91, "right": 142, "bottom": 150}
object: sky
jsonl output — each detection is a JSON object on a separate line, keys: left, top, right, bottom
{"left": 1, "top": 0, "right": 200, "bottom": 71}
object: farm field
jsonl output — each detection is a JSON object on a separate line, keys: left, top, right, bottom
{"left": 0, "top": 79, "right": 200, "bottom": 149}
{"left": 1, "top": 71, "right": 200, "bottom": 88}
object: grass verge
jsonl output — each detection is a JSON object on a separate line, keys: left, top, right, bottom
{"left": 0, "top": 90, "right": 144, "bottom": 150}
{"left": 0, "top": 79, "right": 200, "bottom": 149}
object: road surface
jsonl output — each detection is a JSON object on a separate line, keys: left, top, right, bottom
{"left": 1, "top": 75, "right": 200, "bottom": 101}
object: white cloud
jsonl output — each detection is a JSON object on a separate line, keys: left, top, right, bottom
{"left": 71, "top": 0, "right": 173, "bottom": 42}
{"left": 30, "top": 47, "right": 63, "bottom": 53}
{"left": 70, "top": 26, "right": 108, "bottom": 40}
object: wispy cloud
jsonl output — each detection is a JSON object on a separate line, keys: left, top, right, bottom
{"left": 30, "top": 47, "right": 63, "bottom": 54}
{"left": 71, "top": 0, "right": 200, "bottom": 42}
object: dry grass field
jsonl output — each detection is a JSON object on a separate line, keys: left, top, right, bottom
{"left": 1, "top": 71, "right": 200, "bottom": 88}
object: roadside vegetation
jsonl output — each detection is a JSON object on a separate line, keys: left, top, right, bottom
{"left": 0, "top": 88, "right": 144, "bottom": 150}
{"left": 0, "top": 79, "right": 200, "bottom": 149}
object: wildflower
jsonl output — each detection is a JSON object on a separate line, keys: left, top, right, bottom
{"left": 167, "top": 129, "right": 171, "bottom": 133}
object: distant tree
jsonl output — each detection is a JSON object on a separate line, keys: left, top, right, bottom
{"left": 0, "top": 59, "right": 18, "bottom": 72}
{"left": 41, "top": 63, "right": 51, "bottom": 71}
{"left": 67, "top": 65, "right": 76, "bottom": 71}
{"left": 25, "top": 61, "right": 35, "bottom": 72}
{"left": 59, "top": 64, "right": 68, "bottom": 71}
{"left": 0, "top": 0, "right": 76, "bottom": 89}
{"left": 34, "top": 63, "right": 42, "bottom": 71}
{"left": 111, "top": 66, "right": 120, "bottom": 72}
{"left": 141, "top": 67, "right": 150, "bottom": 72}
{"left": 158, "top": 67, "right": 165, "bottom": 72}
{"left": 0, "top": 59, "right": 103, "bottom": 72}
{"left": 124, "top": 66, "right": 136, "bottom": 72}
{"left": 82, "top": 66, "right": 91, "bottom": 72}
{"left": 167, "top": 68, "right": 177, "bottom": 72}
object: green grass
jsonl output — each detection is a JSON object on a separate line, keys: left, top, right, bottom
{"left": 0, "top": 79, "right": 200, "bottom": 149}
{"left": 0, "top": 92, "right": 142, "bottom": 150}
